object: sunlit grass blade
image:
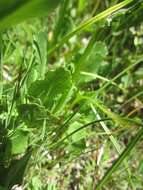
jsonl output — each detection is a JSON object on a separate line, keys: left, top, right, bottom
{"left": 96, "top": 126, "right": 143, "bottom": 189}
{"left": 91, "top": 104, "right": 134, "bottom": 188}
{"left": 93, "top": 100, "right": 134, "bottom": 128}
{"left": 81, "top": 71, "right": 126, "bottom": 92}
{"left": 49, "top": 118, "right": 110, "bottom": 150}
{"left": 48, "top": 0, "right": 134, "bottom": 54}
{"left": 96, "top": 55, "right": 143, "bottom": 94}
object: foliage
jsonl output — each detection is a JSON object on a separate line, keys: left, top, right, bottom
{"left": 0, "top": 0, "right": 60, "bottom": 30}
{"left": 0, "top": 0, "right": 143, "bottom": 189}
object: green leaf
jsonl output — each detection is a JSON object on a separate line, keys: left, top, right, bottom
{"left": 0, "top": 0, "right": 60, "bottom": 30}
{"left": 92, "top": 42, "right": 108, "bottom": 57}
{"left": 29, "top": 67, "right": 73, "bottom": 114}
{"left": 84, "top": 42, "right": 108, "bottom": 72}
{"left": 81, "top": 42, "right": 108, "bottom": 82}
{"left": 34, "top": 31, "right": 47, "bottom": 79}
{"left": 18, "top": 103, "right": 59, "bottom": 128}
{"left": 67, "top": 122, "right": 87, "bottom": 156}
{"left": 68, "top": 121, "right": 86, "bottom": 142}
{"left": 18, "top": 103, "right": 47, "bottom": 128}
{"left": 78, "top": 0, "right": 87, "bottom": 13}
{"left": 5, "top": 151, "right": 31, "bottom": 189}
{"left": 10, "top": 129, "right": 29, "bottom": 155}
{"left": 0, "top": 151, "right": 31, "bottom": 189}
{"left": 68, "top": 139, "right": 86, "bottom": 156}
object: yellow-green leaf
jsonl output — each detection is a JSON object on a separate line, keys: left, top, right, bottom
{"left": 0, "top": 0, "right": 60, "bottom": 30}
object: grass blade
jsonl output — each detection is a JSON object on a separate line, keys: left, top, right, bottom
{"left": 96, "top": 126, "right": 143, "bottom": 189}
{"left": 48, "top": 0, "right": 134, "bottom": 54}
{"left": 91, "top": 104, "right": 134, "bottom": 188}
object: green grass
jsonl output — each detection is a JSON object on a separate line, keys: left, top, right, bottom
{"left": 0, "top": 0, "right": 143, "bottom": 189}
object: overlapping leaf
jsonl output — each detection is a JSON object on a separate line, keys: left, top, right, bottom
{"left": 29, "top": 67, "right": 73, "bottom": 114}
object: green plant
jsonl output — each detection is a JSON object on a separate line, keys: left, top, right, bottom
{"left": 0, "top": 0, "right": 60, "bottom": 30}
{"left": 0, "top": 0, "right": 143, "bottom": 189}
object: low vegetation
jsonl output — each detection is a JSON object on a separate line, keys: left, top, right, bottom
{"left": 0, "top": 0, "right": 143, "bottom": 189}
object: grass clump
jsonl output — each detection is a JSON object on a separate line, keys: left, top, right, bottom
{"left": 0, "top": 0, "right": 143, "bottom": 189}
